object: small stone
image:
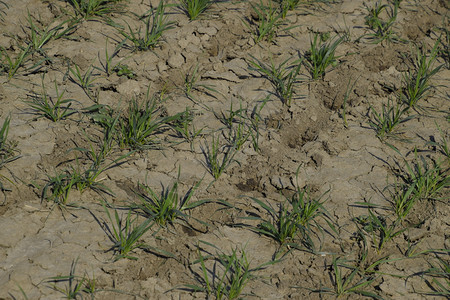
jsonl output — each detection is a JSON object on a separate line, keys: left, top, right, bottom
{"left": 270, "top": 175, "right": 292, "bottom": 190}
{"left": 168, "top": 52, "right": 185, "bottom": 68}
{"left": 197, "top": 26, "right": 217, "bottom": 36}
{"left": 116, "top": 80, "right": 141, "bottom": 98}
{"left": 178, "top": 38, "right": 189, "bottom": 49}
{"left": 224, "top": 58, "right": 248, "bottom": 77}
{"left": 200, "top": 34, "right": 210, "bottom": 42}
{"left": 157, "top": 61, "right": 168, "bottom": 73}
{"left": 190, "top": 34, "right": 201, "bottom": 45}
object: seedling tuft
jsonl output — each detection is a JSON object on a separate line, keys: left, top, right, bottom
{"left": 133, "top": 169, "right": 205, "bottom": 226}
{"left": 178, "top": 0, "right": 215, "bottom": 20}
{"left": 363, "top": 1, "right": 401, "bottom": 43}
{"left": 118, "top": 0, "right": 174, "bottom": 51}
{"left": 249, "top": 55, "right": 303, "bottom": 106}
{"left": 201, "top": 134, "right": 238, "bottom": 180}
{"left": 102, "top": 202, "right": 154, "bottom": 261}
{"left": 401, "top": 41, "right": 443, "bottom": 108}
{"left": 186, "top": 241, "right": 279, "bottom": 299}
{"left": 368, "top": 97, "right": 413, "bottom": 141}
{"left": 25, "top": 76, "right": 77, "bottom": 122}
{"left": 117, "top": 90, "right": 184, "bottom": 150}
{"left": 303, "top": 33, "right": 344, "bottom": 80}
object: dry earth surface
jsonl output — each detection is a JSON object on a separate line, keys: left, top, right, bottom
{"left": 0, "top": 0, "right": 449, "bottom": 299}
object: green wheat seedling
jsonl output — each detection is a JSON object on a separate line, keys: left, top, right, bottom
{"left": 244, "top": 166, "right": 333, "bottom": 254}
{"left": 70, "top": 147, "right": 130, "bottom": 196}
{"left": 68, "top": 63, "right": 93, "bottom": 87}
{"left": 25, "top": 12, "right": 77, "bottom": 54}
{"left": 71, "top": 122, "right": 131, "bottom": 195}
{"left": 102, "top": 202, "right": 154, "bottom": 261}
{"left": 69, "top": 64, "right": 98, "bottom": 96}
{"left": 400, "top": 154, "right": 449, "bottom": 201}
{"left": 287, "top": 184, "right": 334, "bottom": 250}
{"left": 277, "top": 0, "right": 300, "bottom": 18}
{"left": 402, "top": 240, "right": 449, "bottom": 259}
{"left": 70, "top": 114, "right": 121, "bottom": 193}
{"left": 249, "top": 55, "right": 303, "bottom": 106}
{"left": 303, "top": 33, "right": 344, "bottom": 80}
{"left": 388, "top": 181, "right": 418, "bottom": 221}
{"left": 276, "top": 0, "right": 337, "bottom": 18}
{"left": 178, "top": 0, "right": 215, "bottom": 20}
{"left": 42, "top": 170, "right": 77, "bottom": 208}
{"left": 437, "top": 24, "right": 449, "bottom": 69}
{"left": 368, "top": 97, "right": 413, "bottom": 141}
{"left": 355, "top": 231, "right": 402, "bottom": 275}
{"left": 97, "top": 38, "right": 129, "bottom": 76}
{"left": 245, "top": 0, "right": 289, "bottom": 43}
{"left": 389, "top": 0, "right": 403, "bottom": 7}
{"left": 68, "top": 0, "right": 125, "bottom": 19}
{"left": 186, "top": 241, "right": 279, "bottom": 300}
{"left": 45, "top": 258, "right": 96, "bottom": 299}
{"left": 418, "top": 256, "right": 450, "bottom": 297}
{"left": 401, "top": 41, "right": 443, "bottom": 109}
{"left": 363, "top": 1, "right": 400, "bottom": 44}
{"left": 247, "top": 186, "right": 330, "bottom": 254}
{"left": 427, "top": 123, "right": 450, "bottom": 161}
{"left": 25, "top": 76, "right": 77, "bottom": 122}
{"left": 201, "top": 134, "right": 238, "bottom": 180}
{"left": 215, "top": 100, "right": 247, "bottom": 131}
{"left": 25, "top": 12, "right": 57, "bottom": 52}
{"left": 81, "top": 114, "right": 118, "bottom": 170}
{"left": 0, "top": 44, "right": 32, "bottom": 80}
{"left": 248, "top": 97, "right": 268, "bottom": 152}
{"left": 8, "top": 285, "right": 30, "bottom": 300}
{"left": 233, "top": 96, "right": 269, "bottom": 153}
{"left": 250, "top": 197, "right": 302, "bottom": 248}
{"left": 313, "top": 256, "right": 381, "bottom": 299}
{"left": 227, "top": 118, "right": 251, "bottom": 151}
{"left": 133, "top": 170, "right": 205, "bottom": 226}
{"left": 353, "top": 209, "right": 405, "bottom": 253}
{"left": 118, "top": 93, "right": 183, "bottom": 150}
{"left": 118, "top": 0, "right": 174, "bottom": 51}
{"left": 183, "top": 63, "right": 219, "bottom": 100}
{"left": 341, "top": 77, "right": 357, "bottom": 128}
{"left": 0, "top": 116, "right": 20, "bottom": 169}
{"left": 215, "top": 100, "right": 251, "bottom": 150}
{"left": 82, "top": 102, "right": 117, "bottom": 130}
{"left": 170, "top": 107, "right": 204, "bottom": 149}
{"left": 0, "top": 116, "right": 20, "bottom": 194}
{"left": 214, "top": 97, "right": 268, "bottom": 152}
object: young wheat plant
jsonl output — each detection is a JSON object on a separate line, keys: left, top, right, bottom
{"left": 401, "top": 41, "right": 443, "bottom": 109}
{"left": 369, "top": 97, "right": 413, "bottom": 141}
{"left": 102, "top": 202, "right": 154, "bottom": 261}
{"left": 25, "top": 76, "right": 77, "bottom": 122}
{"left": 363, "top": 0, "right": 401, "bottom": 43}
{"left": 178, "top": 0, "right": 215, "bottom": 20}
{"left": 304, "top": 33, "right": 344, "bottom": 80}
{"left": 117, "top": 0, "right": 174, "bottom": 51}
{"left": 248, "top": 55, "right": 303, "bottom": 106}
{"left": 133, "top": 170, "right": 206, "bottom": 226}
{"left": 117, "top": 92, "right": 184, "bottom": 150}
{"left": 186, "top": 241, "right": 279, "bottom": 299}
{"left": 45, "top": 258, "right": 96, "bottom": 299}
